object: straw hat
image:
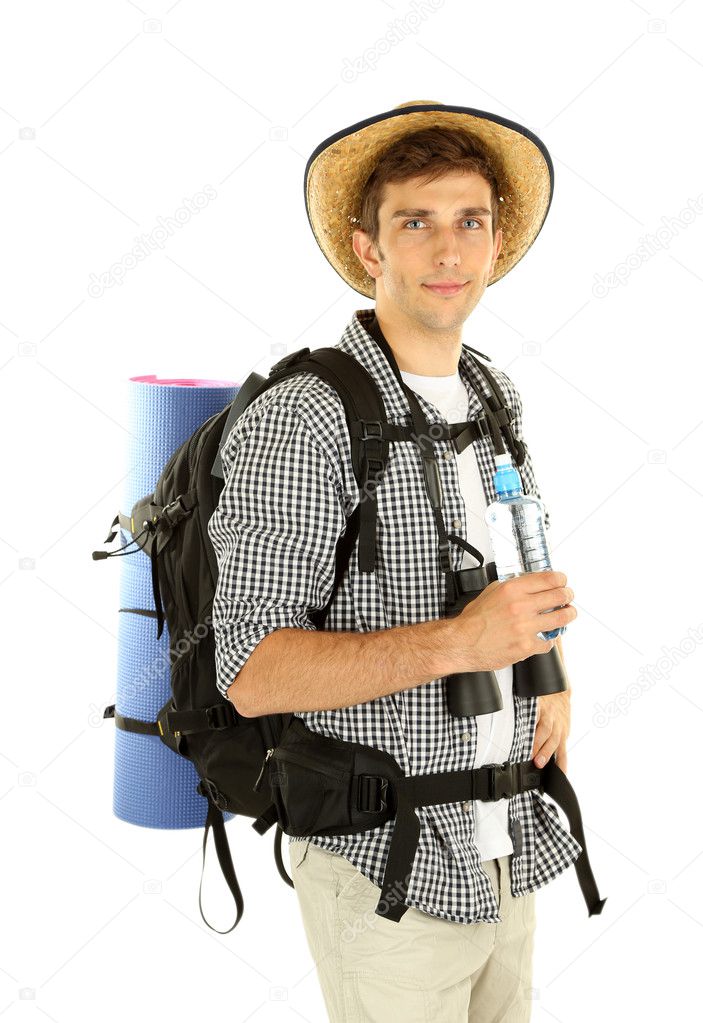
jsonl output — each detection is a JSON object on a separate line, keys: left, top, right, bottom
{"left": 304, "top": 100, "right": 554, "bottom": 298}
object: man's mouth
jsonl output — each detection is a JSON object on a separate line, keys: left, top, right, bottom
{"left": 422, "top": 281, "right": 468, "bottom": 297}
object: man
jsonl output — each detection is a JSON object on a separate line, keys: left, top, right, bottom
{"left": 208, "top": 101, "right": 587, "bottom": 1022}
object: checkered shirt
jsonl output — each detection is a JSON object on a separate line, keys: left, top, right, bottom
{"left": 207, "top": 307, "right": 582, "bottom": 924}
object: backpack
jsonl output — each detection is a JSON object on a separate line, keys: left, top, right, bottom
{"left": 94, "top": 332, "right": 524, "bottom": 933}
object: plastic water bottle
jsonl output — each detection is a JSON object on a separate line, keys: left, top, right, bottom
{"left": 484, "top": 454, "right": 567, "bottom": 642}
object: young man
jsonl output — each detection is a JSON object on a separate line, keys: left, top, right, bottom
{"left": 208, "top": 101, "right": 588, "bottom": 1022}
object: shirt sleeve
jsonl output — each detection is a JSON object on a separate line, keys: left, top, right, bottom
{"left": 207, "top": 401, "right": 349, "bottom": 700}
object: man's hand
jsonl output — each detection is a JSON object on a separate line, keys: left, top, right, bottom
{"left": 532, "top": 690, "right": 571, "bottom": 774}
{"left": 531, "top": 636, "right": 571, "bottom": 774}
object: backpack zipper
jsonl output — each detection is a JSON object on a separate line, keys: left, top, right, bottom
{"left": 253, "top": 748, "right": 274, "bottom": 792}
{"left": 273, "top": 746, "right": 349, "bottom": 782}
{"left": 253, "top": 745, "right": 349, "bottom": 791}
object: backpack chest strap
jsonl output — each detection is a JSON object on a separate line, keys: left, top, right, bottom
{"left": 350, "top": 408, "right": 515, "bottom": 455}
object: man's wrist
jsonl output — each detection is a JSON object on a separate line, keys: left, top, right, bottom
{"left": 433, "top": 616, "right": 470, "bottom": 677}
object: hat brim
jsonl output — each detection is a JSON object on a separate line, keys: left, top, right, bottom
{"left": 304, "top": 103, "right": 554, "bottom": 299}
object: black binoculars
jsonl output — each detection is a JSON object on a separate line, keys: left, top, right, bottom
{"left": 444, "top": 563, "right": 568, "bottom": 717}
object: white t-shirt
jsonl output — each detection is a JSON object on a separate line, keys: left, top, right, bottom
{"left": 400, "top": 367, "right": 515, "bottom": 862}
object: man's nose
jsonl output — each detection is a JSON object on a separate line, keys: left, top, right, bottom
{"left": 432, "top": 226, "right": 461, "bottom": 265}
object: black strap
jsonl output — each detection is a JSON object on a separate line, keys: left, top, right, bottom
{"left": 462, "top": 354, "right": 526, "bottom": 467}
{"left": 349, "top": 412, "right": 513, "bottom": 455}
{"left": 252, "top": 802, "right": 279, "bottom": 835}
{"left": 273, "top": 825, "right": 294, "bottom": 889}
{"left": 166, "top": 702, "right": 236, "bottom": 736}
{"left": 118, "top": 607, "right": 159, "bottom": 618}
{"left": 102, "top": 703, "right": 160, "bottom": 737}
{"left": 198, "top": 790, "right": 244, "bottom": 934}
{"left": 309, "top": 504, "right": 361, "bottom": 631}
{"left": 364, "top": 313, "right": 478, "bottom": 578}
{"left": 197, "top": 795, "right": 294, "bottom": 934}
{"left": 376, "top": 756, "right": 606, "bottom": 923}
{"left": 540, "top": 757, "right": 607, "bottom": 917}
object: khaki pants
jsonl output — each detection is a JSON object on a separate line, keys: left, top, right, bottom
{"left": 290, "top": 839, "right": 536, "bottom": 1022}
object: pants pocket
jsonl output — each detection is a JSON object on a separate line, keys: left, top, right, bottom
{"left": 290, "top": 838, "right": 311, "bottom": 870}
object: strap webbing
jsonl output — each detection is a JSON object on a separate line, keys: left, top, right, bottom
{"left": 273, "top": 825, "right": 294, "bottom": 889}
{"left": 540, "top": 757, "right": 607, "bottom": 917}
{"left": 309, "top": 504, "right": 361, "bottom": 631}
{"left": 198, "top": 793, "right": 244, "bottom": 934}
{"left": 376, "top": 756, "right": 606, "bottom": 923}
{"left": 349, "top": 412, "right": 513, "bottom": 455}
{"left": 166, "top": 702, "right": 236, "bottom": 736}
{"left": 197, "top": 796, "right": 294, "bottom": 934}
{"left": 102, "top": 703, "right": 160, "bottom": 737}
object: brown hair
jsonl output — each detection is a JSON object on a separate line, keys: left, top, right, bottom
{"left": 358, "top": 126, "right": 502, "bottom": 248}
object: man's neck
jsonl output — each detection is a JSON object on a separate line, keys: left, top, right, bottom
{"left": 374, "top": 307, "right": 462, "bottom": 376}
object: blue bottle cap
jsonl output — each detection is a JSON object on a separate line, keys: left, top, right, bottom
{"left": 493, "top": 453, "right": 523, "bottom": 498}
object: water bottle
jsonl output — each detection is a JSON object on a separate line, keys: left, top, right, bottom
{"left": 484, "top": 454, "right": 567, "bottom": 642}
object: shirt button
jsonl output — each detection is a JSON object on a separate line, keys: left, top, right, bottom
{"left": 461, "top": 800, "right": 471, "bottom": 812}
{"left": 443, "top": 449, "right": 453, "bottom": 460}
{"left": 460, "top": 731, "right": 470, "bottom": 742}
{"left": 452, "top": 518, "right": 462, "bottom": 529}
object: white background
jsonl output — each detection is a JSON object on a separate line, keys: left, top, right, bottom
{"left": 3, "top": 1, "right": 702, "bottom": 1020}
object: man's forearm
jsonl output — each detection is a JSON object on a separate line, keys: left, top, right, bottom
{"left": 227, "top": 618, "right": 462, "bottom": 717}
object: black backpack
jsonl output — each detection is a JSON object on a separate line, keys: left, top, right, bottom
{"left": 94, "top": 336, "right": 524, "bottom": 933}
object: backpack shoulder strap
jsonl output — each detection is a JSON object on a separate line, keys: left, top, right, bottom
{"left": 462, "top": 352, "right": 527, "bottom": 467}
{"left": 270, "top": 348, "right": 391, "bottom": 628}
{"left": 213, "top": 345, "right": 392, "bottom": 630}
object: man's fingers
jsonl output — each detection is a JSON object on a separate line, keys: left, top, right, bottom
{"left": 517, "top": 569, "right": 567, "bottom": 594}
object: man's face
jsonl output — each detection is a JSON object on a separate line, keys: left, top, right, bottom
{"left": 353, "top": 170, "right": 502, "bottom": 333}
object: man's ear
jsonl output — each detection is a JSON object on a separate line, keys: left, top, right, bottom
{"left": 352, "top": 229, "right": 381, "bottom": 282}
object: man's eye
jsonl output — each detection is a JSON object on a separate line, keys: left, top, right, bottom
{"left": 403, "top": 218, "right": 482, "bottom": 230}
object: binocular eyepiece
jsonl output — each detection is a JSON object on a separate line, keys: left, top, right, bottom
{"left": 444, "top": 564, "right": 568, "bottom": 717}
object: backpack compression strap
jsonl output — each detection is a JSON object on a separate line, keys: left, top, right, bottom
{"left": 196, "top": 786, "right": 293, "bottom": 934}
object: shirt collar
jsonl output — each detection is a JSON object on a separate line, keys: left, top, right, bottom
{"left": 335, "top": 307, "right": 490, "bottom": 424}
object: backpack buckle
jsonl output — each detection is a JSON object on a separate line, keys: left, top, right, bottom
{"left": 474, "top": 411, "right": 493, "bottom": 442}
{"left": 161, "top": 496, "right": 186, "bottom": 528}
{"left": 359, "top": 420, "right": 383, "bottom": 442}
{"left": 364, "top": 457, "right": 384, "bottom": 477}
{"left": 355, "top": 774, "right": 388, "bottom": 813}
{"left": 206, "top": 703, "right": 235, "bottom": 730}
{"left": 197, "top": 777, "right": 228, "bottom": 811}
{"left": 488, "top": 762, "right": 518, "bottom": 800}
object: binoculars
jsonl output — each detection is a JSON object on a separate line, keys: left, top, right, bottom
{"left": 444, "top": 563, "right": 568, "bottom": 717}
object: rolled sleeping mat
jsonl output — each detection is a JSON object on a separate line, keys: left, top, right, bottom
{"left": 113, "top": 375, "right": 238, "bottom": 829}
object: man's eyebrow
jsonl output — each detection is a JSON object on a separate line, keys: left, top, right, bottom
{"left": 390, "top": 206, "right": 492, "bottom": 220}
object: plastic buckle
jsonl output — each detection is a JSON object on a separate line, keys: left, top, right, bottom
{"left": 474, "top": 411, "right": 492, "bottom": 442}
{"left": 198, "top": 777, "right": 228, "bottom": 811}
{"left": 206, "top": 704, "right": 233, "bottom": 730}
{"left": 489, "top": 762, "right": 517, "bottom": 800}
{"left": 355, "top": 774, "right": 388, "bottom": 813}
{"left": 161, "top": 496, "right": 185, "bottom": 527}
{"left": 360, "top": 420, "right": 383, "bottom": 442}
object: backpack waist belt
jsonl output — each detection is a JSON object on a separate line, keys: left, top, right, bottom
{"left": 258, "top": 718, "right": 606, "bottom": 923}
{"left": 379, "top": 757, "right": 605, "bottom": 922}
